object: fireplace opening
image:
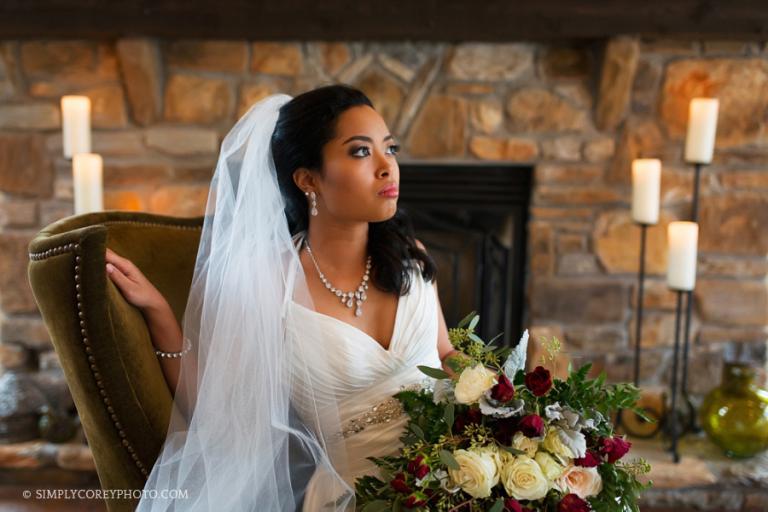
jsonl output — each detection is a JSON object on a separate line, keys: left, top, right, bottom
{"left": 399, "top": 163, "right": 533, "bottom": 347}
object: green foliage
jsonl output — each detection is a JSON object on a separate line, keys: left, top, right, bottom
{"left": 354, "top": 312, "right": 653, "bottom": 511}
{"left": 589, "top": 460, "right": 653, "bottom": 512}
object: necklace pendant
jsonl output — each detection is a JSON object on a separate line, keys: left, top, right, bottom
{"left": 355, "top": 306, "right": 363, "bottom": 317}
{"left": 345, "top": 297, "right": 354, "bottom": 308}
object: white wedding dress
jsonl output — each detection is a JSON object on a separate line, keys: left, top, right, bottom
{"left": 287, "top": 231, "right": 441, "bottom": 511}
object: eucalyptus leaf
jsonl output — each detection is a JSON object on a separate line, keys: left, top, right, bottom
{"left": 410, "top": 423, "right": 425, "bottom": 440}
{"left": 488, "top": 332, "right": 504, "bottom": 344}
{"left": 417, "top": 365, "right": 451, "bottom": 380}
{"left": 439, "top": 449, "right": 460, "bottom": 470}
{"left": 468, "top": 315, "right": 480, "bottom": 330}
{"left": 457, "top": 310, "right": 476, "bottom": 328}
{"left": 362, "top": 500, "right": 391, "bottom": 512}
{"left": 443, "top": 403, "right": 455, "bottom": 432}
{"left": 489, "top": 498, "right": 504, "bottom": 512}
{"left": 469, "top": 332, "right": 485, "bottom": 344}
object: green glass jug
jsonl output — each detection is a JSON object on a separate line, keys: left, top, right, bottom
{"left": 700, "top": 362, "right": 768, "bottom": 458}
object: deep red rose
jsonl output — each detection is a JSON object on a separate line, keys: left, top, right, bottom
{"left": 453, "top": 407, "right": 483, "bottom": 432}
{"left": 504, "top": 498, "right": 534, "bottom": 512}
{"left": 493, "top": 417, "right": 517, "bottom": 445}
{"left": 404, "top": 493, "right": 427, "bottom": 508}
{"left": 491, "top": 373, "right": 516, "bottom": 402}
{"left": 407, "top": 454, "right": 425, "bottom": 474}
{"left": 600, "top": 435, "right": 632, "bottom": 463}
{"left": 390, "top": 472, "right": 411, "bottom": 494}
{"left": 574, "top": 449, "right": 601, "bottom": 468}
{"left": 414, "top": 464, "right": 430, "bottom": 479}
{"left": 558, "top": 493, "right": 591, "bottom": 512}
{"left": 525, "top": 366, "right": 553, "bottom": 396}
{"left": 518, "top": 414, "right": 545, "bottom": 438}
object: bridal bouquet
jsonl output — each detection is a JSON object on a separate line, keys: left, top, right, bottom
{"left": 355, "top": 313, "right": 652, "bottom": 512}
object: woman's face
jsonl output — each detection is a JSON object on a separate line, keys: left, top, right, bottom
{"left": 300, "top": 105, "right": 400, "bottom": 223}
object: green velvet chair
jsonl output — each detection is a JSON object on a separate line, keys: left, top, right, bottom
{"left": 27, "top": 210, "right": 204, "bottom": 511}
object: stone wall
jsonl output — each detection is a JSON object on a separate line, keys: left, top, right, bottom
{"left": 0, "top": 37, "right": 766, "bottom": 483}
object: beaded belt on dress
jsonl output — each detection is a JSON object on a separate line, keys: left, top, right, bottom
{"left": 338, "top": 383, "right": 423, "bottom": 439}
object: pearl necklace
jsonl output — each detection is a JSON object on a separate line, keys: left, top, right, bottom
{"left": 304, "top": 238, "right": 371, "bottom": 317}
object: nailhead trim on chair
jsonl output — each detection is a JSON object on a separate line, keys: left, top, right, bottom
{"left": 101, "top": 219, "right": 203, "bottom": 230}
{"left": 28, "top": 221, "right": 204, "bottom": 480}
{"left": 29, "top": 241, "right": 149, "bottom": 476}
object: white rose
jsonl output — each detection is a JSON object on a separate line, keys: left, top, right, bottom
{"left": 542, "top": 427, "right": 575, "bottom": 461}
{"left": 534, "top": 451, "right": 565, "bottom": 484}
{"left": 499, "top": 455, "right": 550, "bottom": 501}
{"left": 512, "top": 431, "right": 539, "bottom": 458}
{"left": 477, "top": 444, "right": 504, "bottom": 475}
{"left": 556, "top": 464, "right": 603, "bottom": 499}
{"left": 454, "top": 364, "right": 498, "bottom": 405}
{"left": 448, "top": 448, "right": 500, "bottom": 498}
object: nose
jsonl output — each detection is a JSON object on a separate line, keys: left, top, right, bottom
{"left": 375, "top": 152, "right": 396, "bottom": 179}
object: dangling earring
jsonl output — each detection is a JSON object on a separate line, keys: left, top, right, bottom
{"left": 305, "top": 191, "right": 318, "bottom": 216}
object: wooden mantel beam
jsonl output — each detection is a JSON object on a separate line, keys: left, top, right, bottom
{"left": 1, "top": 0, "right": 767, "bottom": 41}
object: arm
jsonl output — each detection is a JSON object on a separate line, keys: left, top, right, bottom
{"left": 141, "top": 302, "right": 188, "bottom": 396}
{"left": 414, "top": 239, "right": 472, "bottom": 378}
{"left": 106, "top": 248, "right": 192, "bottom": 399}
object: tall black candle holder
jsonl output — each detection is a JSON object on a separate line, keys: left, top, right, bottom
{"left": 615, "top": 223, "right": 650, "bottom": 434}
{"left": 667, "top": 289, "right": 686, "bottom": 463}
{"left": 681, "top": 161, "right": 704, "bottom": 433}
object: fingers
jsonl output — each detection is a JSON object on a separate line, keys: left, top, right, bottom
{"left": 105, "top": 247, "right": 135, "bottom": 278}
{"left": 106, "top": 262, "right": 131, "bottom": 288}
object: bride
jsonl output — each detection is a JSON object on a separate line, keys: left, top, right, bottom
{"left": 104, "top": 84, "right": 466, "bottom": 511}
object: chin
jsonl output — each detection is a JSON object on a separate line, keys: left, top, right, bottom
{"left": 371, "top": 204, "right": 398, "bottom": 223}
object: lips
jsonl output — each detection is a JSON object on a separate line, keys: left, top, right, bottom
{"left": 378, "top": 184, "right": 399, "bottom": 196}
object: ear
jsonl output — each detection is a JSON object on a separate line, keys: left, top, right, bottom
{"left": 292, "top": 167, "right": 316, "bottom": 193}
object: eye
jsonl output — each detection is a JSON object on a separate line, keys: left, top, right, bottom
{"left": 349, "top": 144, "right": 401, "bottom": 158}
{"left": 350, "top": 146, "right": 371, "bottom": 157}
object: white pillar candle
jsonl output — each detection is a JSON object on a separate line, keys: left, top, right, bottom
{"left": 684, "top": 98, "right": 719, "bottom": 164}
{"left": 72, "top": 153, "right": 103, "bottom": 214}
{"left": 61, "top": 95, "right": 91, "bottom": 159}
{"left": 631, "top": 158, "right": 661, "bottom": 224}
{"left": 666, "top": 221, "right": 699, "bottom": 291}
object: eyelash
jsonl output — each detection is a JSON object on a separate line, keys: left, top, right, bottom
{"left": 350, "top": 144, "right": 400, "bottom": 158}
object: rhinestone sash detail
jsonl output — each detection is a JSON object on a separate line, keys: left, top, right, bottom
{"left": 338, "top": 383, "right": 424, "bottom": 439}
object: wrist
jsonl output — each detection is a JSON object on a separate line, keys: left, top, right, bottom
{"left": 142, "top": 297, "right": 172, "bottom": 318}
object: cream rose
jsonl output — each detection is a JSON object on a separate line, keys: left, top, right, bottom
{"left": 477, "top": 444, "right": 504, "bottom": 475}
{"left": 512, "top": 431, "right": 539, "bottom": 458}
{"left": 556, "top": 464, "right": 603, "bottom": 499}
{"left": 534, "top": 451, "right": 565, "bottom": 483}
{"left": 454, "top": 364, "right": 498, "bottom": 404}
{"left": 543, "top": 427, "right": 575, "bottom": 461}
{"left": 448, "top": 448, "right": 500, "bottom": 498}
{"left": 499, "top": 455, "right": 550, "bottom": 501}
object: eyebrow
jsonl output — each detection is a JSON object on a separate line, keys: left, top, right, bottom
{"left": 342, "top": 134, "right": 395, "bottom": 145}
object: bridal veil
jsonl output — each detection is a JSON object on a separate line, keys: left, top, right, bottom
{"left": 137, "top": 94, "right": 355, "bottom": 511}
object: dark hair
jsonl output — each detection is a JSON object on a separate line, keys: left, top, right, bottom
{"left": 270, "top": 84, "right": 436, "bottom": 296}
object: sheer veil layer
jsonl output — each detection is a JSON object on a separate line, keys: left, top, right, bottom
{"left": 137, "top": 94, "right": 355, "bottom": 511}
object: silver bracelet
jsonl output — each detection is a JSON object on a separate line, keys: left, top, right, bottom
{"left": 155, "top": 337, "right": 193, "bottom": 359}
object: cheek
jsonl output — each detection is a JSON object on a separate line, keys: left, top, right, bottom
{"left": 323, "top": 162, "right": 372, "bottom": 202}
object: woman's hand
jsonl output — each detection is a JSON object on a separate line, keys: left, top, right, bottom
{"left": 105, "top": 247, "right": 168, "bottom": 312}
